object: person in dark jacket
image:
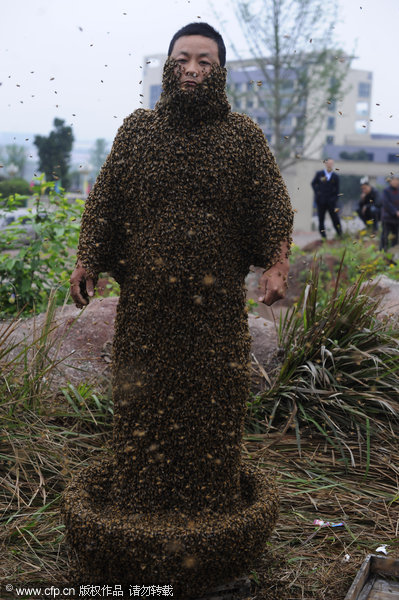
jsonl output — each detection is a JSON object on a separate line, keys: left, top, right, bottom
{"left": 380, "top": 175, "right": 399, "bottom": 251}
{"left": 311, "top": 157, "right": 342, "bottom": 239}
{"left": 357, "top": 177, "right": 380, "bottom": 233}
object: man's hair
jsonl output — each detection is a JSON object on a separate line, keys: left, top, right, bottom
{"left": 168, "top": 22, "right": 226, "bottom": 67}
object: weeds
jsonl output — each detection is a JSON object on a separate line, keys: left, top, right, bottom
{"left": 0, "top": 295, "right": 112, "bottom": 583}
{"left": 289, "top": 233, "right": 399, "bottom": 308}
{"left": 249, "top": 256, "right": 399, "bottom": 462}
{"left": 1, "top": 268, "right": 398, "bottom": 598}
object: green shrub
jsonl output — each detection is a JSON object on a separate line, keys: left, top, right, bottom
{"left": 289, "top": 233, "right": 399, "bottom": 308}
{"left": 0, "top": 177, "right": 84, "bottom": 316}
{"left": 248, "top": 258, "right": 399, "bottom": 463}
{"left": 0, "top": 178, "right": 31, "bottom": 202}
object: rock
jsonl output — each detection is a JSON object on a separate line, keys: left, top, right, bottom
{"left": 3, "top": 296, "right": 279, "bottom": 393}
{"left": 248, "top": 313, "right": 280, "bottom": 394}
{"left": 3, "top": 297, "right": 118, "bottom": 390}
{"left": 370, "top": 274, "right": 399, "bottom": 316}
{"left": 248, "top": 313, "right": 278, "bottom": 365}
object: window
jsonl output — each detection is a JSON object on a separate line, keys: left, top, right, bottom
{"left": 246, "top": 97, "right": 255, "bottom": 109}
{"left": 388, "top": 153, "right": 399, "bottom": 163}
{"left": 340, "top": 150, "right": 373, "bottom": 161}
{"left": 149, "top": 84, "right": 161, "bottom": 109}
{"left": 327, "top": 116, "right": 335, "bottom": 130}
{"left": 327, "top": 100, "right": 336, "bottom": 112}
{"left": 355, "top": 120, "right": 368, "bottom": 134}
{"left": 356, "top": 101, "right": 369, "bottom": 116}
{"left": 257, "top": 115, "right": 270, "bottom": 127}
{"left": 281, "top": 117, "right": 292, "bottom": 129}
{"left": 358, "top": 82, "right": 371, "bottom": 98}
{"left": 326, "top": 135, "right": 334, "bottom": 145}
{"left": 281, "top": 79, "right": 294, "bottom": 90}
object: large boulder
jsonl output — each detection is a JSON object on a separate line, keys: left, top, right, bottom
{"left": 370, "top": 274, "right": 399, "bottom": 316}
{"left": 4, "top": 297, "right": 279, "bottom": 392}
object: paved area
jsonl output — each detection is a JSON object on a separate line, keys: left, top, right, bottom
{"left": 293, "top": 215, "right": 367, "bottom": 248}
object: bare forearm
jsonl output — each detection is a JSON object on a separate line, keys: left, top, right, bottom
{"left": 258, "top": 240, "right": 290, "bottom": 306}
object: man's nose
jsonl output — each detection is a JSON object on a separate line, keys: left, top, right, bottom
{"left": 184, "top": 60, "right": 199, "bottom": 76}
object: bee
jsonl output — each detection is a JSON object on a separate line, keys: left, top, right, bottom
{"left": 64, "top": 50, "right": 291, "bottom": 596}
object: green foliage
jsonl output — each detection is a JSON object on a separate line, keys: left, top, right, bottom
{"left": 0, "top": 178, "right": 30, "bottom": 201}
{"left": 247, "top": 298, "right": 259, "bottom": 314}
{"left": 290, "top": 234, "right": 398, "bottom": 308}
{"left": 61, "top": 382, "right": 113, "bottom": 423}
{"left": 248, "top": 258, "right": 399, "bottom": 462}
{"left": 0, "top": 176, "right": 83, "bottom": 316}
{"left": 220, "top": 0, "right": 349, "bottom": 169}
{"left": 34, "top": 118, "right": 74, "bottom": 189}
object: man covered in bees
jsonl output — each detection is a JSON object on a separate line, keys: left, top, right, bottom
{"left": 69, "top": 21, "right": 293, "bottom": 544}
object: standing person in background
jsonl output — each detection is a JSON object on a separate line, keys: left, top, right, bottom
{"left": 357, "top": 176, "right": 380, "bottom": 233}
{"left": 311, "top": 157, "right": 342, "bottom": 239}
{"left": 380, "top": 174, "right": 399, "bottom": 251}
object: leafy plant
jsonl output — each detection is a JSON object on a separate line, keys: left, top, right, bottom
{"left": 0, "top": 176, "right": 84, "bottom": 316}
{"left": 0, "top": 178, "right": 30, "bottom": 201}
{"left": 61, "top": 382, "right": 113, "bottom": 424}
{"left": 248, "top": 257, "right": 399, "bottom": 462}
{"left": 289, "top": 234, "right": 398, "bottom": 308}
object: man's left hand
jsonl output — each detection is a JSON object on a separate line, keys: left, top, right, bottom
{"left": 258, "top": 263, "right": 289, "bottom": 306}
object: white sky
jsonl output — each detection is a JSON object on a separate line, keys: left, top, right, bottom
{"left": 1, "top": 0, "right": 399, "bottom": 144}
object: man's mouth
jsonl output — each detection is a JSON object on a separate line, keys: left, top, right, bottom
{"left": 181, "top": 80, "right": 198, "bottom": 88}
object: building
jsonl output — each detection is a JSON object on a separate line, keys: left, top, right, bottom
{"left": 142, "top": 54, "right": 399, "bottom": 230}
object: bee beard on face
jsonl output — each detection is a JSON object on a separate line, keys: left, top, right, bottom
{"left": 156, "top": 58, "right": 230, "bottom": 125}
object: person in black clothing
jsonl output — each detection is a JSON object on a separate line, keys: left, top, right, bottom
{"left": 311, "top": 157, "right": 342, "bottom": 239}
{"left": 357, "top": 177, "right": 380, "bottom": 233}
{"left": 380, "top": 175, "right": 399, "bottom": 251}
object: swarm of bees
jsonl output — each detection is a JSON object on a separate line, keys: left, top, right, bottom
{"left": 63, "top": 57, "right": 293, "bottom": 597}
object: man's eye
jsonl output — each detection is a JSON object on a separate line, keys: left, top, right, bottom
{"left": 200, "top": 61, "right": 210, "bottom": 66}
{"left": 177, "top": 59, "right": 186, "bottom": 64}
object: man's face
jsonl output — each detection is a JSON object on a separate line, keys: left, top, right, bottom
{"left": 361, "top": 184, "right": 371, "bottom": 195}
{"left": 324, "top": 159, "right": 334, "bottom": 173}
{"left": 390, "top": 177, "right": 399, "bottom": 189}
{"left": 170, "top": 35, "right": 220, "bottom": 89}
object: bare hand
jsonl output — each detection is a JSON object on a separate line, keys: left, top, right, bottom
{"left": 258, "top": 264, "right": 289, "bottom": 306}
{"left": 70, "top": 261, "right": 95, "bottom": 309}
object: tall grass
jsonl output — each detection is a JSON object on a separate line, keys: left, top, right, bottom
{"left": 0, "top": 295, "right": 113, "bottom": 584}
{"left": 1, "top": 277, "right": 398, "bottom": 598}
{"left": 249, "top": 257, "right": 399, "bottom": 462}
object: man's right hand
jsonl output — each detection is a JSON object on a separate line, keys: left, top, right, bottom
{"left": 70, "top": 261, "right": 96, "bottom": 309}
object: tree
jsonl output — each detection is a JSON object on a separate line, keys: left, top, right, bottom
{"left": 0, "top": 144, "right": 27, "bottom": 178}
{"left": 214, "top": 0, "right": 350, "bottom": 169}
{"left": 34, "top": 118, "right": 74, "bottom": 189}
{"left": 89, "top": 138, "right": 109, "bottom": 177}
